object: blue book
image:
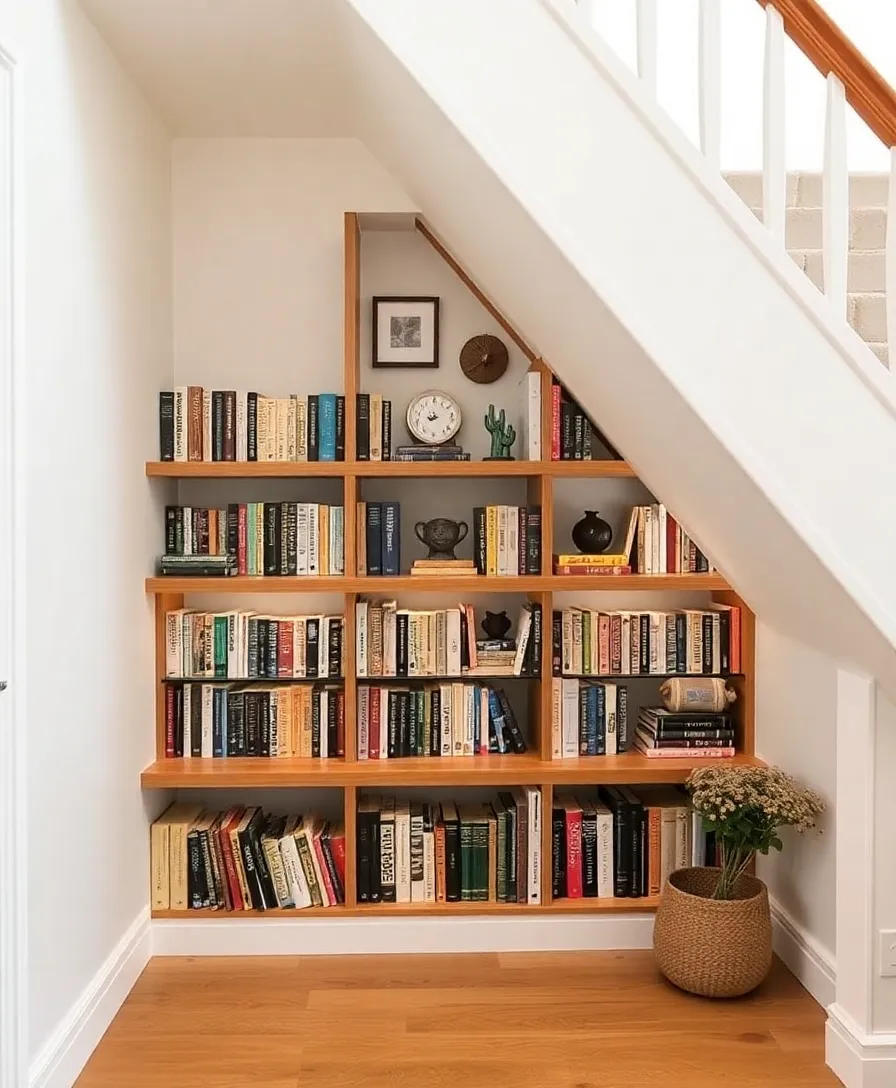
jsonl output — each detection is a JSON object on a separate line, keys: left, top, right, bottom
{"left": 472, "top": 687, "right": 480, "bottom": 753}
{"left": 382, "top": 501, "right": 401, "bottom": 576}
{"left": 487, "top": 688, "right": 507, "bottom": 754}
{"left": 212, "top": 688, "right": 226, "bottom": 758}
{"left": 594, "top": 683, "right": 606, "bottom": 756}
{"left": 366, "top": 503, "right": 383, "bottom": 575}
{"left": 318, "top": 393, "right": 337, "bottom": 461}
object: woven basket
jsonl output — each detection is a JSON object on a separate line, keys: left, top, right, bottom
{"left": 654, "top": 867, "right": 772, "bottom": 998}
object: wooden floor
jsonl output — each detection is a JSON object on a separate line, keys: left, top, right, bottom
{"left": 77, "top": 953, "right": 838, "bottom": 1088}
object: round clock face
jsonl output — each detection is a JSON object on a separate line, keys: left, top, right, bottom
{"left": 406, "top": 390, "right": 462, "bottom": 445}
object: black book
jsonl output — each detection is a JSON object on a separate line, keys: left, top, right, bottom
{"left": 717, "top": 610, "right": 731, "bottom": 673}
{"left": 247, "top": 810, "right": 278, "bottom": 909}
{"left": 552, "top": 611, "right": 562, "bottom": 677}
{"left": 560, "top": 401, "right": 574, "bottom": 459}
{"left": 581, "top": 805, "right": 598, "bottom": 897}
{"left": 247, "top": 619, "right": 260, "bottom": 678}
{"left": 365, "top": 503, "right": 383, "bottom": 575}
{"left": 582, "top": 419, "right": 593, "bottom": 460}
{"left": 617, "top": 686, "right": 629, "bottom": 751}
{"left": 356, "top": 394, "right": 370, "bottom": 460}
{"left": 245, "top": 693, "right": 260, "bottom": 756}
{"left": 328, "top": 620, "right": 342, "bottom": 678}
{"left": 665, "top": 615, "right": 678, "bottom": 674}
{"left": 159, "top": 391, "right": 175, "bottom": 461}
{"left": 335, "top": 395, "right": 346, "bottom": 462}
{"left": 496, "top": 688, "right": 527, "bottom": 753}
{"left": 639, "top": 805, "right": 649, "bottom": 899}
{"left": 675, "top": 613, "right": 687, "bottom": 674}
{"left": 173, "top": 686, "right": 184, "bottom": 757}
{"left": 173, "top": 508, "right": 185, "bottom": 554}
{"left": 227, "top": 691, "right": 246, "bottom": 756}
{"left": 442, "top": 802, "right": 462, "bottom": 902}
{"left": 258, "top": 693, "right": 271, "bottom": 757}
{"left": 321, "top": 828, "right": 345, "bottom": 903}
{"left": 238, "top": 811, "right": 265, "bottom": 910}
{"left": 187, "top": 827, "right": 205, "bottom": 909}
{"left": 227, "top": 504, "right": 239, "bottom": 559}
{"left": 357, "top": 805, "right": 372, "bottom": 902}
{"left": 702, "top": 614, "right": 713, "bottom": 674}
{"left": 285, "top": 503, "right": 297, "bottom": 575}
{"left": 573, "top": 411, "right": 584, "bottom": 460}
{"left": 552, "top": 806, "right": 567, "bottom": 899}
{"left": 639, "top": 614, "right": 650, "bottom": 674}
{"left": 165, "top": 507, "right": 178, "bottom": 555}
{"left": 327, "top": 693, "right": 338, "bottom": 756}
{"left": 190, "top": 685, "right": 202, "bottom": 758}
{"left": 525, "top": 507, "right": 542, "bottom": 575}
{"left": 526, "top": 603, "right": 542, "bottom": 677}
{"left": 257, "top": 620, "right": 269, "bottom": 679}
{"left": 429, "top": 688, "right": 442, "bottom": 757}
{"left": 459, "top": 609, "right": 470, "bottom": 671}
{"left": 498, "top": 792, "right": 517, "bottom": 902}
{"left": 194, "top": 509, "right": 210, "bottom": 555}
{"left": 408, "top": 691, "right": 418, "bottom": 756}
{"left": 473, "top": 507, "right": 487, "bottom": 574}
{"left": 247, "top": 392, "right": 258, "bottom": 461}
{"left": 305, "top": 617, "right": 319, "bottom": 678}
{"left": 387, "top": 692, "right": 400, "bottom": 759}
{"left": 307, "top": 395, "right": 319, "bottom": 461}
{"left": 198, "top": 826, "right": 216, "bottom": 907}
{"left": 382, "top": 400, "right": 392, "bottom": 460}
{"left": 311, "top": 689, "right": 321, "bottom": 758}
{"left": 696, "top": 548, "right": 710, "bottom": 573}
{"left": 618, "top": 788, "right": 643, "bottom": 898}
{"left": 212, "top": 391, "right": 225, "bottom": 461}
{"left": 263, "top": 503, "right": 279, "bottom": 576}
{"left": 266, "top": 620, "right": 278, "bottom": 679}
{"left": 396, "top": 612, "right": 409, "bottom": 677}
{"left": 598, "top": 787, "right": 630, "bottom": 897}
{"left": 369, "top": 809, "right": 382, "bottom": 903}
{"left": 223, "top": 391, "right": 236, "bottom": 461}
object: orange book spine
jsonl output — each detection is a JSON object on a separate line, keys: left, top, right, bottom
{"left": 435, "top": 820, "right": 447, "bottom": 902}
{"left": 730, "top": 607, "right": 742, "bottom": 673}
{"left": 648, "top": 808, "right": 661, "bottom": 897}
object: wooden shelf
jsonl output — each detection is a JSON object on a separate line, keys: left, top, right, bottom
{"left": 152, "top": 896, "right": 658, "bottom": 919}
{"left": 141, "top": 752, "right": 764, "bottom": 789}
{"left": 145, "top": 459, "right": 637, "bottom": 480}
{"left": 145, "top": 573, "right": 730, "bottom": 595}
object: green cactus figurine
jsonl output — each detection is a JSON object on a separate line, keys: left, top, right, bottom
{"left": 483, "top": 404, "right": 516, "bottom": 460}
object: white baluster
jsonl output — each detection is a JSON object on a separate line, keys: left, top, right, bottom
{"left": 762, "top": 5, "right": 787, "bottom": 243}
{"left": 823, "top": 73, "right": 849, "bottom": 318}
{"left": 698, "top": 0, "right": 721, "bottom": 171}
{"left": 636, "top": 0, "right": 658, "bottom": 98}
{"left": 885, "top": 147, "right": 896, "bottom": 367}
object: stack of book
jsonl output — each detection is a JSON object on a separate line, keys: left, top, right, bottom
{"left": 410, "top": 558, "right": 477, "bottom": 578}
{"left": 356, "top": 501, "right": 401, "bottom": 576}
{"left": 159, "top": 554, "right": 237, "bottom": 578}
{"left": 356, "top": 394, "right": 392, "bottom": 460}
{"left": 164, "top": 683, "right": 344, "bottom": 759}
{"left": 635, "top": 708, "right": 736, "bottom": 759}
{"left": 551, "top": 679, "right": 628, "bottom": 758}
{"left": 630, "top": 504, "right": 713, "bottom": 574}
{"left": 151, "top": 802, "right": 345, "bottom": 911}
{"left": 468, "top": 640, "right": 518, "bottom": 676}
{"left": 164, "top": 502, "right": 345, "bottom": 577}
{"left": 159, "top": 389, "right": 345, "bottom": 462}
{"left": 356, "top": 791, "right": 542, "bottom": 904}
{"left": 165, "top": 610, "right": 344, "bottom": 680}
{"left": 550, "top": 379, "right": 622, "bottom": 461}
{"left": 552, "top": 552, "right": 631, "bottom": 576}
{"left": 472, "top": 505, "right": 542, "bottom": 575}
{"left": 552, "top": 604, "right": 741, "bottom": 676}
{"left": 356, "top": 601, "right": 541, "bottom": 678}
{"left": 357, "top": 683, "right": 527, "bottom": 759}
{"left": 553, "top": 787, "right": 703, "bottom": 900}
{"left": 394, "top": 444, "right": 470, "bottom": 462}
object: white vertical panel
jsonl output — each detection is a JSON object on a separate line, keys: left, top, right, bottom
{"left": 823, "top": 73, "right": 849, "bottom": 318}
{"left": 636, "top": 0, "right": 658, "bottom": 99}
{"left": 885, "top": 147, "right": 896, "bottom": 367}
{"left": 698, "top": 0, "right": 721, "bottom": 171}
{"left": 762, "top": 4, "right": 787, "bottom": 243}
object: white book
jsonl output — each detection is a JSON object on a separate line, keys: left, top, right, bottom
{"left": 269, "top": 690, "right": 279, "bottom": 756}
{"left": 226, "top": 613, "right": 239, "bottom": 678}
{"left": 526, "top": 786, "right": 541, "bottom": 904}
{"left": 462, "top": 684, "right": 475, "bottom": 756}
{"left": 296, "top": 504, "right": 309, "bottom": 575}
{"left": 451, "top": 683, "right": 464, "bottom": 756}
{"left": 690, "top": 808, "right": 706, "bottom": 867}
{"left": 560, "top": 610, "right": 574, "bottom": 674}
{"left": 287, "top": 396, "right": 298, "bottom": 461}
{"left": 657, "top": 504, "right": 667, "bottom": 574}
{"left": 423, "top": 830, "right": 436, "bottom": 903}
{"left": 512, "top": 606, "right": 532, "bottom": 676}
{"left": 561, "top": 678, "right": 580, "bottom": 758}
{"left": 202, "top": 390, "right": 212, "bottom": 462}
{"left": 183, "top": 507, "right": 193, "bottom": 554}
{"left": 370, "top": 394, "right": 383, "bottom": 461}
{"left": 296, "top": 397, "right": 308, "bottom": 461}
{"left": 319, "top": 689, "right": 328, "bottom": 758}
{"left": 525, "top": 370, "right": 541, "bottom": 461}
{"left": 410, "top": 806, "right": 425, "bottom": 902}
{"left": 304, "top": 821, "right": 331, "bottom": 905}
{"left": 294, "top": 618, "right": 306, "bottom": 678}
{"left": 201, "top": 685, "right": 213, "bottom": 758}
{"left": 675, "top": 807, "right": 690, "bottom": 871}
{"left": 595, "top": 802, "right": 614, "bottom": 898}
{"left": 382, "top": 605, "right": 397, "bottom": 677}
{"left": 182, "top": 684, "right": 192, "bottom": 755}
{"left": 377, "top": 687, "right": 389, "bottom": 759}
{"left": 276, "top": 398, "right": 289, "bottom": 462}
{"left": 356, "top": 601, "right": 368, "bottom": 677}
{"left": 446, "top": 608, "right": 462, "bottom": 676}
{"left": 358, "top": 686, "right": 369, "bottom": 759}
{"left": 440, "top": 684, "right": 453, "bottom": 756}
{"left": 497, "top": 505, "right": 508, "bottom": 575}
{"left": 605, "top": 682, "right": 618, "bottom": 756}
{"left": 165, "top": 608, "right": 186, "bottom": 677}
{"left": 308, "top": 505, "right": 319, "bottom": 576}
{"left": 173, "top": 387, "right": 188, "bottom": 461}
{"left": 395, "top": 802, "right": 411, "bottom": 903}
{"left": 379, "top": 798, "right": 395, "bottom": 894}
{"left": 279, "top": 824, "right": 312, "bottom": 909}
{"left": 235, "top": 392, "right": 248, "bottom": 462}
{"left": 712, "top": 613, "right": 721, "bottom": 674}
{"left": 550, "top": 678, "right": 562, "bottom": 759}
{"left": 319, "top": 616, "right": 331, "bottom": 680}
{"left": 620, "top": 613, "right": 632, "bottom": 674}
{"left": 329, "top": 507, "right": 342, "bottom": 576}
{"left": 508, "top": 506, "right": 520, "bottom": 575}
{"left": 649, "top": 612, "right": 663, "bottom": 674}
{"left": 480, "top": 687, "right": 491, "bottom": 754}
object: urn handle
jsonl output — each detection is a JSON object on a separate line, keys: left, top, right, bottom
{"left": 414, "top": 521, "right": 428, "bottom": 545}
{"left": 455, "top": 521, "right": 469, "bottom": 544}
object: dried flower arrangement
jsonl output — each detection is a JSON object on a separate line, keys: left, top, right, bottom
{"left": 686, "top": 765, "right": 825, "bottom": 900}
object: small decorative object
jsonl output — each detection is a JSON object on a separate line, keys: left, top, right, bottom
{"left": 571, "top": 510, "right": 613, "bottom": 554}
{"left": 460, "top": 334, "right": 509, "bottom": 384}
{"left": 659, "top": 678, "right": 737, "bottom": 714}
{"left": 483, "top": 404, "right": 516, "bottom": 460}
{"left": 414, "top": 517, "right": 469, "bottom": 561}
{"left": 373, "top": 296, "right": 439, "bottom": 368}
{"left": 406, "top": 390, "right": 462, "bottom": 446}
{"left": 654, "top": 765, "right": 824, "bottom": 998}
{"left": 481, "top": 610, "right": 512, "bottom": 641}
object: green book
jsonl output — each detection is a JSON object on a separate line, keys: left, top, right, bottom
{"left": 247, "top": 504, "right": 258, "bottom": 576}
{"left": 473, "top": 815, "right": 490, "bottom": 901}
{"left": 458, "top": 806, "right": 475, "bottom": 902}
{"left": 494, "top": 797, "right": 507, "bottom": 902}
{"left": 214, "top": 616, "right": 228, "bottom": 677}
{"left": 582, "top": 611, "right": 591, "bottom": 675}
{"left": 417, "top": 691, "right": 426, "bottom": 756}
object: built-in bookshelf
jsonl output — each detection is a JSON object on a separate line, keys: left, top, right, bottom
{"left": 144, "top": 212, "right": 757, "bottom": 919}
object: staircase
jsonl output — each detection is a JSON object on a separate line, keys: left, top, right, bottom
{"left": 727, "top": 172, "right": 889, "bottom": 364}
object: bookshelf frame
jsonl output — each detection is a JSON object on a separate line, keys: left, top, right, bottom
{"left": 145, "top": 211, "right": 757, "bottom": 919}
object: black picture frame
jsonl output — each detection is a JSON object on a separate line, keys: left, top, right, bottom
{"left": 372, "top": 296, "right": 440, "bottom": 368}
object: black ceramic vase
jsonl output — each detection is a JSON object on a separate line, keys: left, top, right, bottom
{"left": 571, "top": 510, "right": 613, "bottom": 554}
{"left": 481, "top": 610, "right": 512, "bottom": 641}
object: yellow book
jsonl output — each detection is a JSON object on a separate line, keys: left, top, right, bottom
{"left": 150, "top": 817, "right": 171, "bottom": 911}
{"left": 319, "top": 505, "right": 330, "bottom": 576}
{"left": 553, "top": 553, "right": 631, "bottom": 566}
{"left": 165, "top": 802, "right": 204, "bottom": 910}
{"left": 486, "top": 506, "right": 498, "bottom": 576}
{"left": 357, "top": 501, "right": 367, "bottom": 575}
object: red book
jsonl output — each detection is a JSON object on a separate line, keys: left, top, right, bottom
{"left": 369, "top": 689, "right": 381, "bottom": 760}
{"left": 666, "top": 514, "right": 678, "bottom": 573}
{"left": 551, "top": 383, "right": 561, "bottom": 461}
{"left": 336, "top": 691, "right": 345, "bottom": 757}
{"left": 329, "top": 827, "right": 347, "bottom": 892}
{"left": 218, "top": 807, "right": 245, "bottom": 911}
{"left": 312, "top": 826, "right": 337, "bottom": 905}
{"left": 563, "top": 799, "right": 583, "bottom": 898}
{"left": 609, "top": 613, "right": 622, "bottom": 674}
{"left": 237, "top": 504, "right": 247, "bottom": 575}
{"left": 465, "top": 604, "right": 477, "bottom": 668}
{"left": 165, "top": 684, "right": 176, "bottom": 757}
{"left": 277, "top": 620, "right": 293, "bottom": 677}
{"left": 598, "top": 614, "right": 610, "bottom": 675}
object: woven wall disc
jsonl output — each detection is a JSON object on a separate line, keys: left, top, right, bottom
{"left": 459, "top": 334, "right": 509, "bottom": 384}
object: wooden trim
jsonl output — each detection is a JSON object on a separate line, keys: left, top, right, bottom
{"left": 712, "top": 589, "right": 755, "bottom": 758}
{"left": 414, "top": 218, "right": 539, "bottom": 362}
{"left": 145, "top": 459, "right": 637, "bottom": 480}
{"left": 755, "top": 0, "right": 896, "bottom": 148}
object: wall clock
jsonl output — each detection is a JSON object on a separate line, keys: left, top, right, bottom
{"left": 460, "top": 334, "right": 509, "bottom": 384}
{"left": 406, "top": 390, "right": 463, "bottom": 445}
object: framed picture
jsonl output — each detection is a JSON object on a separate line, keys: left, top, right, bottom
{"left": 372, "top": 296, "right": 440, "bottom": 368}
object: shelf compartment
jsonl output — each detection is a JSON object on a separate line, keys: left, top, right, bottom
{"left": 145, "top": 459, "right": 638, "bottom": 480}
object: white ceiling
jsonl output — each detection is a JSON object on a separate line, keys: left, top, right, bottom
{"left": 79, "top": 0, "right": 354, "bottom": 135}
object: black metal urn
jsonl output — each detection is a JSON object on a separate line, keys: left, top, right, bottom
{"left": 414, "top": 517, "right": 469, "bottom": 560}
{"left": 481, "top": 610, "right": 512, "bottom": 641}
{"left": 571, "top": 510, "right": 613, "bottom": 554}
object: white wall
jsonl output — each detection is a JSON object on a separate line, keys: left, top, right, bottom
{"left": 873, "top": 688, "right": 896, "bottom": 1031}
{"left": 0, "top": 0, "right": 172, "bottom": 1070}
{"left": 755, "top": 624, "right": 837, "bottom": 964}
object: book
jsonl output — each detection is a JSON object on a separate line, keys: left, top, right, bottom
{"left": 550, "top": 379, "right": 622, "bottom": 461}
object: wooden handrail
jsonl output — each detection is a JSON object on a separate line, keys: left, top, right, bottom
{"left": 755, "top": 0, "right": 896, "bottom": 148}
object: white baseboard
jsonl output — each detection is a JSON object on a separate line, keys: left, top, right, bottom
{"left": 770, "top": 898, "right": 836, "bottom": 1008}
{"left": 826, "top": 1005, "right": 896, "bottom": 1088}
{"left": 29, "top": 908, "right": 151, "bottom": 1088}
{"left": 151, "top": 913, "right": 657, "bottom": 956}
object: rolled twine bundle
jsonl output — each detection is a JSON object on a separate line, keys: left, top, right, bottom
{"left": 659, "top": 677, "right": 737, "bottom": 713}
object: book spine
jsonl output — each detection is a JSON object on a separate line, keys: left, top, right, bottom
{"left": 366, "top": 503, "right": 383, "bottom": 576}
{"left": 318, "top": 393, "right": 337, "bottom": 461}
{"left": 159, "top": 392, "right": 175, "bottom": 460}
{"left": 382, "top": 400, "right": 391, "bottom": 460}
{"left": 473, "top": 507, "right": 486, "bottom": 574}
{"left": 551, "top": 383, "right": 561, "bottom": 460}
{"left": 382, "top": 501, "right": 400, "bottom": 576}
{"left": 307, "top": 395, "right": 319, "bottom": 460}
{"left": 335, "top": 395, "right": 345, "bottom": 461}
{"left": 247, "top": 392, "right": 258, "bottom": 461}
